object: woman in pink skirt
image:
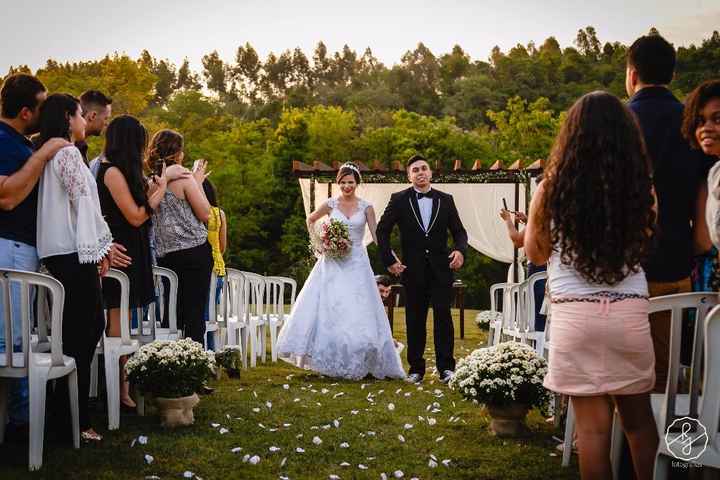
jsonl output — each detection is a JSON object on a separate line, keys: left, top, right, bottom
{"left": 525, "top": 91, "right": 659, "bottom": 480}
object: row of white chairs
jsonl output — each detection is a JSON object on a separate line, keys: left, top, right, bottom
{"left": 204, "top": 268, "right": 297, "bottom": 368}
{"left": 0, "top": 266, "right": 297, "bottom": 470}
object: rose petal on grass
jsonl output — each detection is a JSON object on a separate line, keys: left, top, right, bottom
{"left": 296, "top": 447, "right": 305, "bottom": 453}
{"left": 333, "top": 419, "right": 340, "bottom": 428}
{"left": 393, "top": 471, "right": 404, "bottom": 478}
{"left": 283, "top": 384, "right": 290, "bottom": 390}
{"left": 428, "top": 418, "right": 437, "bottom": 426}
{"left": 358, "top": 464, "right": 368, "bottom": 470}
{"left": 183, "top": 472, "right": 194, "bottom": 478}
{"left": 281, "top": 457, "right": 287, "bottom": 467}
{"left": 144, "top": 454, "right": 154, "bottom": 464}
{"left": 211, "top": 423, "right": 220, "bottom": 428}
{"left": 340, "top": 462, "right": 350, "bottom": 467}
{"left": 404, "top": 424, "right": 413, "bottom": 430}
{"left": 387, "top": 403, "right": 395, "bottom": 411}
{"left": 398, "top": 434, "right": 405, "bottom": 443}
{"left": 219, "top": 428, "right": 229, "bottom": 434}
{"left": 231, "top": 447, "right": 243, "bottom": 453}
{"left": 435, "top": 436, "right": 445, "bottom": 442}
{"left": 340, "top": 442, "right": 349, "bottom": 448}
{"left": 252, "top": 408, "right": 260, "bottom": 413}
{"left": 313, "top": 436, "right": 323, "bottom": 445}
{"left": 333, "top": 392, "right": 345, "bottom": 398}
{"left": 442, "top": 459, "right": 451, "bottom": 467}
{"left": 249, "top": 455, "right": 261, "bottom": 465}
{"left": 269, "top": 446, "right": 281, "bottom": 453}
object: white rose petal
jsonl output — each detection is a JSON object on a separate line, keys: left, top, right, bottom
{"left": 329, "top": 476, "right": 340, "bottom": 480}
{"left": 281, "top": 457, "right": 287, "bottom": 467}
{"left": 219, "top": 428, "right": 229, "bottom": 434}
{"left": 436, "top": 436, "right": 445, "bottom": 442}
{"left": 252, "top": 408, "right": 260, "bottom": 413}
{"left": 269, "top": 446, "right": 281, "bottom": 452}
{"left": 296, "top": 447, "right": 305, "bottom": 453}
{"left": 313, "top": 436, "right": 323, "bottom": 445}
{"left": 404, "top": 424, "right": 413, "bottom": 430}
{"left": 144, "top": 454, "right": 154, "bottom": 464}
{"left": 398, "top": 434, "right": 405, "bottom": 443}
{"left": 283, "top": 384, "right": 290, "bottom": 390}
{"left": 388, "top": 403, "right": 395, "bottom": 411}
{"left": 242, "top": 454, "right": 250, "bottom": 463}
{"left": 442, "top": 459, "right": 451, "bottom": 467}
{"left": 333, "top": 419, "right": 341, "bottom": 428}
{"left": 138, "top": 435, "right": 148, "bottom": 445}
{"left": 211, "top": 423, "right": 220, "bottom": 428}
{"left": 183, "top": 472, "right": 194, "bottom": 478}
{"left": 358, "top": 464, "right": 368, "bottom": 470}
{"left": 429, "top": 459, "right": 438, "bottom": 468}
{"left": 428, "top": 418, "right": 437, "bottom": 426}
{"left": 393, "top": 471, "right": 404, "bottom": 478}
{"left": 340, "top": 442, "right": 350, "bottom": 448}
{"left": 249, "top": 455, "right": 261, "bottom": 465}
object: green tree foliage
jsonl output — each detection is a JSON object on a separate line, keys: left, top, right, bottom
{"left": 11, "top": 28, "right": 719, "bottom": 308}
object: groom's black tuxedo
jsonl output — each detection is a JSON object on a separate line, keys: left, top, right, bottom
{"left": 376, "top": 187, "right": 468, "bottom": 376}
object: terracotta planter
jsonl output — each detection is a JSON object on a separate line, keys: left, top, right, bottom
{"left": 486, "top": 402, "right": 529, "bottom": 437}
{"left": 155, "top": 393, "right": 200, "bottom": 427}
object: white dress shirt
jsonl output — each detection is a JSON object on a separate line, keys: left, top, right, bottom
{"left": 413, "top": 187, "right": 433, "bottom": 231}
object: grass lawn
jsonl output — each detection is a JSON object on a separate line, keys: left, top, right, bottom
{"left": 1, "top": 308, "right": 580, "bottom": 479}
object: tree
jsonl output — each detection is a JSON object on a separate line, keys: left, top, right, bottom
{"left": 202, "top": 50, "right": 229, "bottom": 96}
{"left": 176, "top": 58, "right": 201, "bottom": 91}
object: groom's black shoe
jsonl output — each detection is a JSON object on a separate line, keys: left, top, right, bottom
{"left": 405, "top": 373, "right": 423, "bottom": 384}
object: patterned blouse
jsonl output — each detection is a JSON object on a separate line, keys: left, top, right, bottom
{"left": 153, "top": 189, "right": 207, "bottom": 258}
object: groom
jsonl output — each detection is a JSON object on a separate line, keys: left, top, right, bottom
{"left": 377, "top": 155, "right": 468, "bottom": 384}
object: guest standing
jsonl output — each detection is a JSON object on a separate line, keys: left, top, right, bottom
{"left": 625, "top": 33, "right": 715, "bottom": 391}
{"left": 683, "top": 79, "right": 720, "bottom": 250}
{"left": 97, "top": 115, "right": 170, "bottom": 410}
{"left": 147, "top": 130, "right": 212, "bottom": 344}
{"left": 202, "top": 178, "right": 227, "bottom": 350}
{"left": 36, "top": 94, "right": 113, "bottom": 442}
{"left": 525, "top": 92, "right": 658, "bottom": 480}
{"left": 0, "top": 74, "right": 68, "bottom": 439}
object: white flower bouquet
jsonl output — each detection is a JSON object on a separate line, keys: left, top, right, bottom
{"left": 309, "top": 218, "right": 351, "bottom": 259}
{"left": 125, "top": 338, "right": 216, "bottom": 398}
{"left": 449, "top": 341, "right": 551, "bottom": 410}
{"left": 475, "top": 310, "right": 502, "bottom": 329}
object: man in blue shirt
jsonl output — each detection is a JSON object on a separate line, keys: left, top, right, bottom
{"left": 626, "top": 34, "right": 715, "bottom": 393}
{"left": 0, "top": 74, "right": 69, "bottom": 436}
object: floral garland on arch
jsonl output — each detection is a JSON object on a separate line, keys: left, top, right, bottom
{"left": 449, "top": 341, "right": 551, "bottom": 411}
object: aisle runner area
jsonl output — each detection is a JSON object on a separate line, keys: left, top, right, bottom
{"left": 1, "top": 315, "right": 580, "bottom": 480}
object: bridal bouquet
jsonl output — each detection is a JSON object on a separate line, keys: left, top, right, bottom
{"left": 310, "top": 218, "right": 352, "bottom": 259}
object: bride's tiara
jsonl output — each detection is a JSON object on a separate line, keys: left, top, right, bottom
{"left": 340, "top": 163, "right": 361, "bottom": 175}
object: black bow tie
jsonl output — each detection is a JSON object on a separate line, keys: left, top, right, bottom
{"left": 416, "top": 191, "right": 433, "bottom": 200}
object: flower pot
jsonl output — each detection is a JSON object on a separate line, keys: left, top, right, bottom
{"left": 486, "top": 402, "right": 529, "bottom": 437}
{"left": 155, "top": 393, "right": 200, "bottom": 427}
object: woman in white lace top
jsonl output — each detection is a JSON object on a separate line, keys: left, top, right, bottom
{"left": 36, "top": 94, "right": 112, "bottom": 443}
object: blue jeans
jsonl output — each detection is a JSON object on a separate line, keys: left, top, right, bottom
{"left": 0, "top": 238, "right": 39, "bottom": 425}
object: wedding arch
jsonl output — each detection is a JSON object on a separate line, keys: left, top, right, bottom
{"left": 294, "top": 159, "right": 542, "bottom": 281}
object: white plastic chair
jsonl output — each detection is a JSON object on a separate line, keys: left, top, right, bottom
{"left": 240, "top": 271, "right": 267, "bottom": 367}
{"left": 501, "top": 283, "right": 523, "bottom": 343}
{"left": 99, "top": 269, "right": 139, "bottom": 430}
{"left": 0, "top": 269, "right": 79, "bottom": 470}
{"left": 520, "top": 272, "right": 548, "bottom": 355}
{"left": 265, "top": 276, "right": 297, "bottom": 362}
{"left": 150, "top": 266, "right": 180, "bottom": 341}
{"left": 204, "top": 272, "right": 222, "bottom": 351}
{"left": 486, "top": 282, "right": 511, "bottom": 347}
{"left": 222, "top": 269, "right": 248, "bottom": 368}
{"left": 654, "top": 302, "right": 720, "bottom": 478}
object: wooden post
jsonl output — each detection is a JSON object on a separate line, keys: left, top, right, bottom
{"left": 327, "top": 182, "right": 332, "bottom": 199}
{"left": 513, "top": 182, "right": 519, "bottom": 282}
{"left": 310, "top": 175, "right": 316, "bottom": 211}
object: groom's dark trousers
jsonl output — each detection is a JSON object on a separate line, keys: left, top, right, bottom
{"left": 376, "top": 186, "right": 468, "bottom": 377}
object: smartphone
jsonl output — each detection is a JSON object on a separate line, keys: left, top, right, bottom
{"left": 502, "top": 198, "right": 508, "bottom": 211}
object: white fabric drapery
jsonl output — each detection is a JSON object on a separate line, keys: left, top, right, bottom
{"left": 299, "top": 179, "right": 534, "bottom": 275}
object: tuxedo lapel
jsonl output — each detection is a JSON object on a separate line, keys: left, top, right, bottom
{"left": 407, "top": 190, "right": 426, "bottom": 235}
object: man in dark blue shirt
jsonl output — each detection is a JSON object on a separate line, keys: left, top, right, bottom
{"left": 0, "top": 74, "right": 68, "bottom": 435}
{"left": 626, "top": 34, "right": 715, "bottom": 393}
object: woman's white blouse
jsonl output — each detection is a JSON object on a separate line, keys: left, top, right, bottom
{"left": 36, "top": 145, "right": 113, "bottom": 263}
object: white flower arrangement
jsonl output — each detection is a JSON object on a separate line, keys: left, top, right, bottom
{"left": 475, "top": 310, "right": 502, "bottom": 329}
{"left": 449, "top": 341, "right": 551, "bottom": 410}
{"left": 215, "top": 345, "right": 244, "bottom": 377}
{"left": 125, "top": 338, "right": 216, "bottom": 398}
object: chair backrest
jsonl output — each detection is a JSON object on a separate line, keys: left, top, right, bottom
{"left": 523, "top": 271, "right": 548, "bottom": 333}
{"left": 266, "top": 276, "right": 298, "bottom": 316}
{"left": 699, "top": 304, "right": 720, "bottom": 448}
{"left": 104, "top": 269, "right": 133, "bottom": 346}
{"left": 489, "top": 282, "right": 509, "bottom": 313}
{"left": 649, "top": 292, "right": 718, "bottom": 430}
{"left": 503, "top": 283, "right": 522, "bottom": 333}
{"left": 240, "top": 271, "right": 266, "bottom": 319}
{"left": 224, "top": 268, "right": 245, "bottom": 322}
{"left": 0, "top": 269, "right": 65, "bottom": 374}
{"left": 151, "top": 266, "right": 179, "bottom": 336}
{"left": 208, "top": 272, "right": 229, "bottom": 326}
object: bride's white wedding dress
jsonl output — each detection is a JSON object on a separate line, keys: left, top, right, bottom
{"left": 276, "top": 197, "right": 406, "bottom": 380}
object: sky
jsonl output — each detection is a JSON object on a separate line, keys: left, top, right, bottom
{"left": 2, "top": 0, "right": 718, "bottom": 74}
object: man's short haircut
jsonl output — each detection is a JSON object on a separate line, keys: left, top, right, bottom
{"left": 406, "top": 154, "right": 428, "bottom": 169}
{"left": 627, "top": 33, "right": 676, "bottom": 85}
{"left": 374, "top": 274, "right": 392, "bottom": 287}
{"left": 80, "top": 90, "right": 112, "bottom": 113}
{"left": 0, "top": 74, "right": 47, "bottom": 119}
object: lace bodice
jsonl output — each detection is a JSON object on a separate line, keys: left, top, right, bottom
{"left": 327, "top": 197, "right": 370, "bottom": 255}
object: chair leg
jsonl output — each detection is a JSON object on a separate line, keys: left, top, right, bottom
{"left": 240, "top": 328, "right": 248, "bottom": 369}
{"left": 249, "top": 324, "right": 257, "bottom": 368}
{"left": 67, "top": 369, "right": 80, "bottom": 449}
{"left": 89, "top": 352, "right": 98, "bottom": 398}
{"left": 28, "top": 369, "right": 48, "bottom": 471}
{"left": 609, "top": 410, "right": 624, "bottom": 480}
{"left": 270, "top": 324, "right": 278, "bottom": 362}
{"left": 653, "top": 452, "right": 670, "bottom": 480}
{"left": 562, "top": 400, "right": 575, "bottom": 467}
{"left": 0, "top": 379, "right": 8, "bottom": 443}
{"left": 104, "top": 351, "right": 120, "bottom": 430}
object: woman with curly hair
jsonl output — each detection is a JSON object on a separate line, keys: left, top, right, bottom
{"left": 683, "top": 80, "right": 720, "bottom": 249}
{"left": 525, "top": 91, "right": 658, "bottom": 480}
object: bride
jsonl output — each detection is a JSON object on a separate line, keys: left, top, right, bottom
{"left": 276, "top": 163, "right": 406, "bottom": 380}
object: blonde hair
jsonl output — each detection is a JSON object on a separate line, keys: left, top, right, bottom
{"left": 147, "top": 129, "right": 184, "bottom": 175}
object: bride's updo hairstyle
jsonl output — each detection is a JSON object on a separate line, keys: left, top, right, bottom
{"left": 336, "top": 162, "right": 361, "bottom": 183}
{"left": 147, "top": 129, "right": 184, "bottom": 176}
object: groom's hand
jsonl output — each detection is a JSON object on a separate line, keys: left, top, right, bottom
{"left": 388, "top": 261, "right": 406, "bottom": 276}
{"left": 448, "top": 250, "right": 464, "bottom": 270}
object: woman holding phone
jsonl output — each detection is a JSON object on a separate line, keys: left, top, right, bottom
{"left": 147, "top": 129, "right": 212, "bottom": 345}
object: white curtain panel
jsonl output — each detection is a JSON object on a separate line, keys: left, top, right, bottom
{"left": 299, "top": 179, "right": 535, "bottom": 273}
